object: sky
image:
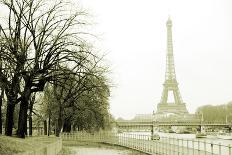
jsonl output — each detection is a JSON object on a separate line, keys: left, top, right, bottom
{"left": 77, "top": 0, "right": 232, "bottom": 119}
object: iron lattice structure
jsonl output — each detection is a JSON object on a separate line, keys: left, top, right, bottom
{"left": 156, "top": 17, "right": 188, "bottom": 114}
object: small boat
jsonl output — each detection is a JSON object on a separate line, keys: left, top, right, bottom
{"left": 217, "top": 132, "right": 232, "bottom": 140}
{"left": 196, "top": 132, "right": 207, "bottom": 138}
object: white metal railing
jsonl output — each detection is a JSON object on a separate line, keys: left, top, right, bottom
{"left": 61, "top": 131, "right": 232, "bottom": 155}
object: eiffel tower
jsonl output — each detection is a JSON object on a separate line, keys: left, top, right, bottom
{"left": 156, "top": 17, "right": 188, "bottom": 114}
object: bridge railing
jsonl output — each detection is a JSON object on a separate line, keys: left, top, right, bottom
{"left": 116, "top": 120, "right": 232, "bottom": 126}
{"left": 61, "top": 131, "right": 231, "bottom": 155}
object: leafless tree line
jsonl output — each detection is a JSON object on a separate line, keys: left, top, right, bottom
{"left": 0, "top": 0, "right": 110, "bottom": 138}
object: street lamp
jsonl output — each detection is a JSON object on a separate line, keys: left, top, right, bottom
{"left": 197, "top": 112, "right": 204, "bottom": 133}
{"left": 198, "top": 112, "right": 204, "bottom": 122}
{"left": 226, "top": 113, "right": 232, "bottom": 124}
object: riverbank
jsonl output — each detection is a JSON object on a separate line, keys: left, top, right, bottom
{"left": 0, "top": 135, "right": 61, "bottom": 155}
{"left": 60, "top": 141, "right": 148, "bottom": 155}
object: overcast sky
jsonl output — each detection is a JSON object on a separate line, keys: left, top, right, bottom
{"left": 78, "top": 0, "right": 232, "bottom": 119}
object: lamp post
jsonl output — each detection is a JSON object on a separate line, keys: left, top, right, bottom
{"left": 226, "top": 114, "right": 232, "bottom": 133}
{"left": 226, "top": 113, "right": 232, "bottom": 124}
{"left": 200, "top": 112, "right": 204, "bottom": 122}
{"left": 197, "top": 112, "right": 204, "bottom": 123}
{"left": 198, "top": 112, "right": 204, "bottom": 133}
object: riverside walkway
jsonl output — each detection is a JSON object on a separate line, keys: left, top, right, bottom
{"left": 61, "top": 131, "right": 232, "bottom": 155}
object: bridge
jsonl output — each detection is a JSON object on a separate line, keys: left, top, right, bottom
{"left": 116, "top": 120, "right": 232, "bottom": 131}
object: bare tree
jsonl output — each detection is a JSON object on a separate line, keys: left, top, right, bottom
{"left": 0, "top": 0, "right": 26, "bottom": 135}
{"left": 41, "top": 66, "right": 110, "bottom": 136}
{"left": 0, "top": 0, "right": 98, "bottom": 138}
{"left": 0, "top": 89, "right": 3, "bottom": 134}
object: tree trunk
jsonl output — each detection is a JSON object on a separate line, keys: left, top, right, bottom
{"left": 48, "top": 112, "right": 51, "bottom": 136}
{"left": 17, "top": 95, "right": 29, "bottom": 138}
{"left": 5, "top": 98, "right": 15, "bottom": 136}
{"left": 44, "top": 120, "right": 47, "bottom": 135}
{"left": 28, "top": 95, "right": 35, "bottom": 136}
{"left": 24, "top": 117, "right": 27, "bottom": 136}
{"left": 0, "top": 104, "right": 1, "bottom": 135}
{"left": 29, "top": 110, "right": 32, "bottom": 136}
{"left": 0, "top": 90, "right": 3, "bottom": 134}
{"left": 17, "top": 84, "right": 32, "bottom": 138}
{"left": 55, "top": 106, "right": 63, "bottom": 137}
{"left": 56, "top": 115, "right": 63, "bottom": 137}
{"left": 63, "top": 119, "right": 71, "bottom": 132}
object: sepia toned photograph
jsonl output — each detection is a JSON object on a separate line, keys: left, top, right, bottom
{"left": 0, "top": 0, "right": 231, "bottom": 155}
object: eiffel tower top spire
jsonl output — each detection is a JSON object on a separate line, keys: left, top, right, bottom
{"left": 165, "top": 17, "right": 176, "bottom": 81}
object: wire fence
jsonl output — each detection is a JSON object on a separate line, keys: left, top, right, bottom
{"left": 61, "top": 131, "right": 232, "bottom": 155}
